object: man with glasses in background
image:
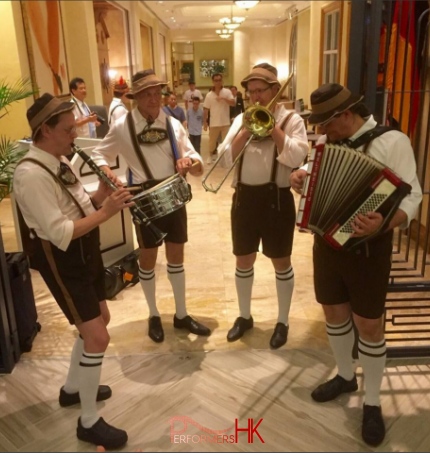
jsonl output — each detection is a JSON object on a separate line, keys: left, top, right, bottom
{"left": 203, "top": 72, "right": 235, "bottom": 164}
{"left": 14, "top": 93, "right": 132, "bottom": 450}
{"left": 219, "top": 63, "right": 308, "bottom": 349}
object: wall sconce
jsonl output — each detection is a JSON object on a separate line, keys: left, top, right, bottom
{"left": 234, "top": 1, "right": 260, "bottom": 10}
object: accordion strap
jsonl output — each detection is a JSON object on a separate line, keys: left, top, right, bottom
{"left": 343, "top": 125, "right": 394, "bottom": 152}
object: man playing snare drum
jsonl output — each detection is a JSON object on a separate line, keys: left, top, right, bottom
{"left": 92, "top": 69, "right": 210, "bottom": 343}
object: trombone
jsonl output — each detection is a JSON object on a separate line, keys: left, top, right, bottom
{"left": 202, "top": 72, "right": 293, "bottom": 194}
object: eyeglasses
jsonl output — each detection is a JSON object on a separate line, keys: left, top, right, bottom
{"left": 63, "top": 126, "right": 77, "bottom": 135}
{"left": 213, "top": 78, "right": 223, "bottom": 82}
{"left": 246, "top": 86, "right": 271, "bottom": 96}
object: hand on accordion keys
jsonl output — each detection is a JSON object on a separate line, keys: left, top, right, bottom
{"left": 350, "top": 212, "right": 384, "bottom": 238}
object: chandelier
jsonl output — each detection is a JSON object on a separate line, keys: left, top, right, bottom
{"left": 219, "top": 16, "right": 245, "bottom": 29}
{"left": 216, "top": 28, "right": 234, "bottom": 39}
{"left": 234, "top": 1, "right": 260, "bottom": 10}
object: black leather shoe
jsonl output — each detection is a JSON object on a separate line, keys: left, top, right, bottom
{"left": 77, "top": 417, "right": 128, "bottom": 449}
{"left": 311, "top": 374, "right": 358, "bottom": 402}
{"left": 270, "top": 323, "right": 289, "bottom": 349}
{"left": 362, "top": 404, "right": 385, "bottom": 446}
{"left": 59, "top": 385, "right": 112, "bottom": 407}
{"left": 227, "top": 316, "right": 253, "bottom": 342}
{"left": 148, "top": 316, "right": 164, "bottom": 343}
{"left": 173, "top": 315, "right": 211, "bottom": 336}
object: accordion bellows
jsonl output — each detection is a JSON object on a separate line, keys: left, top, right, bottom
{"left": 296, "top": 143, "right": 412, "bottom": 250}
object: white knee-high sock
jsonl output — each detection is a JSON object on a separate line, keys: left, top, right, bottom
{"left": 358, "top": 337, "right": 386, "bottom": 406}
{"left": 235, "top": 267, "right": 254, "bottom": 319}
{"left": 275, "top": 267, "right": 294, "bottom": 325}
{"left": 139, "top": 267, "right": 159, "bottom": 317}
{"left": 167, "top": 263, "right": 187, "bottom": 319}
{"left": 326, "top": 318, "right": 356, "bottom": 381}
{"left": 79, "top": 350, "right": 103, "bottom": 428}
{"left": 63, "top": 335, "right": 84, "bottom": 393}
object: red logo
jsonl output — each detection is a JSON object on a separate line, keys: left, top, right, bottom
{"left": 169, "top": 416, "right": 264, "bottom": 444}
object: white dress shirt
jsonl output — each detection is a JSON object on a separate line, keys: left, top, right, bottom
{"left": 13, "top": 145, "right": 95, "bottom": 251}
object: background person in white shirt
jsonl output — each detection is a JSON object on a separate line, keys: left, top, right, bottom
{"left": 108, "top": 76, "right": 129, "bottom": 126}
{"left": 203, "top": 73, "right": 235, "bottom": 164}
{"left": 183, "top": 80, "right": 203, "bottom": 111}
{"left": 70, "top": 77, "right": 100, "bottom": 138}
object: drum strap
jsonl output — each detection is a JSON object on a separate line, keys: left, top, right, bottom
{"left": 126, "top": 112, "right": 155, "bottom": 180}
{"left": 237, "top": 111, "right": 295, "bottom": 184}
{"left": 18, "top": 158, "right": 87, "bottom": 218}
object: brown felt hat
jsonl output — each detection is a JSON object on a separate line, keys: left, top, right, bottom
{"left": 241, "top": 63, "right": 280, "bottom": 90}
{"left": 27, "top": 93, "right": 74, "bottom": 139}
{"left": 126, "top": 70, "right": 167, "bottom": 99}
{"left": 308, "top": 83, "right": 363, "bottom": 125}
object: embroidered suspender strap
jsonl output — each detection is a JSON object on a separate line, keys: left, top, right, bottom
{"left": 165, "top": 116, "right": 180, "bottom": 164}
{"left": 126, "top": 112, "right": 154, "bottom": 180}
{"left": 18, "top": 158, "right": 87, "bottom": 218}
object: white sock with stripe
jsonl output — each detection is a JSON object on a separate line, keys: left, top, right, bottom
{"left": 326, "top": 318, "right": 355, "bottom": 381}
{"left": 79, "top": 350, "right": 103, "bottom": 428}
{"left": 275, "top": 267, "right": 294, "bottom": 325}
{"left": 139, "top": 267, "right": 159, "bottom": 317}
{"left": 236, "top": 267, "right": 254, "bottom": 319}
{"left": 167, "top": 263, "right": 187, "bottom": 319}
{"left": 63, "top": 335, "right": 83, "bottom": 393}
{"left": 359, "top": 337, "right": 386, "bottom": 406}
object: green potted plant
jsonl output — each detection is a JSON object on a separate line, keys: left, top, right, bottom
{"left": 0, "top": 78, "right": 35, "bottom": 202}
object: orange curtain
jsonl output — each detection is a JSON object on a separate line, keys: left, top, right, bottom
{"left": 385, "top": 0, "right": 419, "bottom": 134}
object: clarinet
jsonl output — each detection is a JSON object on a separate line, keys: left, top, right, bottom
{"left": 71, "top": 144, "right": 167, "bottom": 244}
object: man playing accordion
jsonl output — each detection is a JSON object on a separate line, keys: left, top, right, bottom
{"left": 290, "top": 83, "right": 422, "bottom": 447}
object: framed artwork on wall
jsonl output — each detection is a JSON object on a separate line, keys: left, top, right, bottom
{"left": 199, "top": 59, "right": 228, "bottom": 78}
{"left": 20, "top": 0, "right": 70, "bottom": 98}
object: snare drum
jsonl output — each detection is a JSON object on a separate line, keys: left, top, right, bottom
{"left": 131, "top": 174, "right": 192, "bottom": 220}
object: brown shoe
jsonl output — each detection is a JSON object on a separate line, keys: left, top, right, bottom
{"left": 77, "top": 417, "right": 128, "bottom": 449}
{"left": 270, "top": 323, "right": 289, "bottom": 349}
{"left": 173, "top": 315, "right": 211, "bottom": 336}
{"left": 227, "top": 316, "right": 253, "bottom": 342}
{"left": 148, "top": 316, "right": 164, "bottom": 343}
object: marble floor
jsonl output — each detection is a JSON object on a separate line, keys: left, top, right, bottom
{"left": 1, "top": 132, "right": 430, "bottom": 452}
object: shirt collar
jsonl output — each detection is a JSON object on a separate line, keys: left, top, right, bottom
{"left": 28, "top": 143, "right": 67, "bottom": 171}
{"left": 349, "top": 115, "right": 377, "bottom": 142}
{"left": 132, "top": 107, "right": 167, "bottom": 129}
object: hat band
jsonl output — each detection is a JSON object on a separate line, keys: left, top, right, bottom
{"left": 29, "top": 97, "right": 66, "bottom": 132}
{"left": 132, "top": 74, "right": 166, "bottom": 93}
{"left": 311, "top": 89, "right": 352, "bottom": 115}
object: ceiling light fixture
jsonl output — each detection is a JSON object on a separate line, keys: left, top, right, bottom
{"left": 219, "top": 17, "right": 244, "bottom": 29}
{"left": 216, "top": 28, "right": 234, "bottom": 39}
{"left": 234, "top": 1, "right": 260, "bottom": 10}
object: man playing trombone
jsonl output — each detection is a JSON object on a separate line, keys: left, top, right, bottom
{"left": 220, "top": 63, "right": 308, "bottom": 348}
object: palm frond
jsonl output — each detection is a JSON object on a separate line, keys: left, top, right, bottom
{"left": 0, "top": 136, "right": 28, "bottom": 203}
{"left": 0, "top": 77, "right": 36, "bottom": 113}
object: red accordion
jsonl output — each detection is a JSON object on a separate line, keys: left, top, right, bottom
{"left": 296, "top": 143, "right": 412, "bottom": 250}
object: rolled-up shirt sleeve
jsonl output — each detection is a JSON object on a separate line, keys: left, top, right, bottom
{"left": 276, "top": 113, "right": 309, "bottom": 168}
{"left": 91, "top": 124, "right": 121, "bottom": 168}
{"left": 18, "top": 171, "right": 75, "bottom": 250}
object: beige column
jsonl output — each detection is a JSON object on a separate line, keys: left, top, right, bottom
{"left": 233, "top": 30, "right": 251, "bottom": 89}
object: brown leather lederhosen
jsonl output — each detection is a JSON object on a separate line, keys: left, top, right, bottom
{"left": 231, "top": 112, "right": 296, "bottom": 258}
{"left": 126, "top": 113, "right": 188, "bottom": 247}
{"left": 17, "top": 158, "right": 105, "bottom": 324}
